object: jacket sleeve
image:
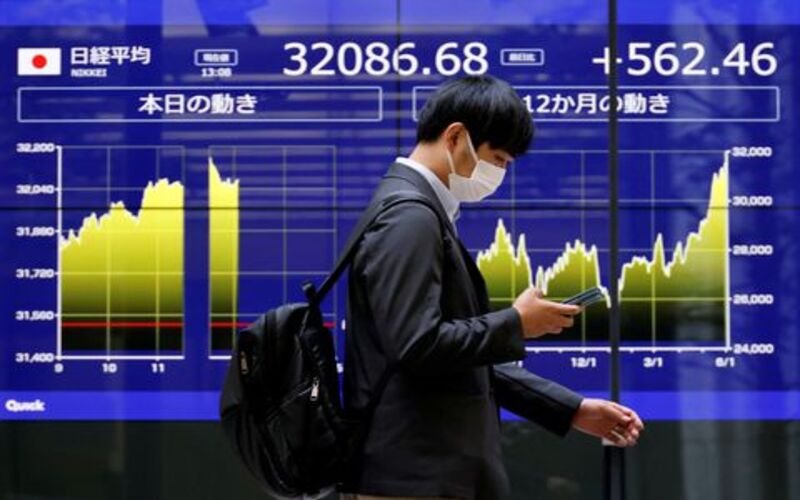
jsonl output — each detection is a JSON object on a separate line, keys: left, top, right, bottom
{"left": 356, "top": 201, "right": 526, "bottom": 373}
{"left": 492, "top": 361, "right": 584, "bottom": 436}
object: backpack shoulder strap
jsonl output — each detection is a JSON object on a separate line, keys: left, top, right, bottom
{"left": 303, "top": 190, "right": 444, "bottom": 307}
{"left": 303, "top": 189, "right": 448, "bottom": 464}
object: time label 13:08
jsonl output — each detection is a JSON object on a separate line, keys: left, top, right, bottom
{"left": 282, "top": 41, "right": 489, "bottom": 77}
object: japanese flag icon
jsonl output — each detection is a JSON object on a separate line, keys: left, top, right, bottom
{"left": 17, "top": 48, "right": 62, "bottom": 76}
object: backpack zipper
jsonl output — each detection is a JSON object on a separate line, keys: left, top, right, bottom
{"left": 310, "top": 377, "right": 320, "bottom": 402}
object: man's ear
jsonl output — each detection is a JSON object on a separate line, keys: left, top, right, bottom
{"left": 442, "top": 122, "right": 465, "bottom": 150}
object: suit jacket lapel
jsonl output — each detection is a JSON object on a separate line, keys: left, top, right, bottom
{"left": 382, "top": 162, "right": 491, "bottom": 314}
{"left": 454, "top": 238, "right": 491, "bottom": 314}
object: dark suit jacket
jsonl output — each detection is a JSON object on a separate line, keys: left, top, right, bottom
{"left": 341, "top": 162, "right": 584, "bottom": 499}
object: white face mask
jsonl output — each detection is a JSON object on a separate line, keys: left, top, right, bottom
{"left": 445, "top": 130, "right": 506, "bottom": 202}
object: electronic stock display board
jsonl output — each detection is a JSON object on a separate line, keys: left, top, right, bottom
{"left": 1, "top": 0, "right": 797, "bottom": 420}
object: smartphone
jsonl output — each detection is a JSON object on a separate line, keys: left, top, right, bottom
{"left": 561, "top": 286, "right": 606, "bottom": 307}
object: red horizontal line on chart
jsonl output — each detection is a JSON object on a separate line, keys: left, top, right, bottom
{"left": 63, "top": 321, "right": 337, "bottom": 328}
{"left": 212, "top": 321, "right": 337, "bottom": 329}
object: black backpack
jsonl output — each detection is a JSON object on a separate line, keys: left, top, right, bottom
{"left": 219, "top": 190, "right": 443, "bottom": 499}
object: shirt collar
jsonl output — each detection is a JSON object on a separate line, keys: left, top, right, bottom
{"left": 395, "top": 156, "right": 460, "bottom": 224}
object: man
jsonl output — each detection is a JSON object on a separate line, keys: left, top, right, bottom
{"left": 340, "top": 75, "right": 644, "bottom": 500}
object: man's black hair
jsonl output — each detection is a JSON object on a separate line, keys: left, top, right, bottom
{"left": 416, "top": 75, "right": 533, "bottom": 158}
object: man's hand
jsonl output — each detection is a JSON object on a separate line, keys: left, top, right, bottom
{"left": 571, "top": 398, "right": 644, "bottom": 447}
{"left": 512, "top": 287, "right": 581, "bottom": 339}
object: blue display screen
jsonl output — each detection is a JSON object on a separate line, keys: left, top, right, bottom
{"left": 0, "top": 0, "right": 797, "bottom": 420}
